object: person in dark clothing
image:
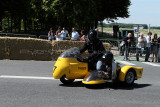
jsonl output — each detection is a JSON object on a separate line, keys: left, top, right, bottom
{"left": 123, "top": 33, "right": 134, "bottom": 60}
{"left": 98, "top": 51, "right": 113, "bottom": 79}
{"left": 79, "top": 30, "right": 105, "bottom": 70}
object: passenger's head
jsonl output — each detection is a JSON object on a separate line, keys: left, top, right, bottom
{"left": 88, "top": 30, "right": 97, "bottom": 41}
{"left": 102, "top": 51, "right": 113, "bottom": 65}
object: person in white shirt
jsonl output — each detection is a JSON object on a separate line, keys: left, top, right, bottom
{"left": 61, "top": 27, "right": 69, "bottom": 40}
{"left": 56, "top": 27, "right": 63, "bottom": 41}
{"left": 136, "top": 33, "right": 146, "bottom": 61}
{"left": 71, "top": 27, "right": 80, "bottom": 41}
{"left": 145, "top": 32, "right": 152, "bottom": 62}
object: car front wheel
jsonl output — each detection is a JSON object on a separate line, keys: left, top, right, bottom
{"left": 125, "top": 70, "right": 135, "bottom": 85}
{"left": 60, "top": 75, "right": 75, "bottom": 85}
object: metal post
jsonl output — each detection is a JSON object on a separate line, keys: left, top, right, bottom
{"left": 148, "top": 24, "right": 150, "bottom": 33}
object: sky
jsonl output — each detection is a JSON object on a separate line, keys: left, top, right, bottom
{"left": 106, "top": 0, "right": 160, "bottom": 26}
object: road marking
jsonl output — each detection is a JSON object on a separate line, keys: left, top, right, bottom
{"left": 0, "top": 75, "right": 56, "bottom": 80}
{"left": 142, "top": 62, "right": 160, "bottom": 67}
{"left": 0, "top": 75, "right": 83, "bottom": 81}
{"left": 116, "top": 60, "right": 135, "bottom": 65}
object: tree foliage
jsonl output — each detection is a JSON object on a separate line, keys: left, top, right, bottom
{"left": 0, "top": 0, "right": 131, "bottom": 33}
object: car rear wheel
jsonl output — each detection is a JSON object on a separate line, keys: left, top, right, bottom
{"left": 60, "top": 75, "right": 75, "bottom": 85}
{"left": 125, "top": 70, "right": 135, "bottom": 85}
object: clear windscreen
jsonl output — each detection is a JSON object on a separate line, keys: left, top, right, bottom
{"left": 60, "top": 47, "right": 80, "bottom": 58}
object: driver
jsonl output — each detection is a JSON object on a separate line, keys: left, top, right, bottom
{"left": 79, "top": 30, "right": 105, "bottom": 70}
{"left": 98, "top": 51, "right": 113, "bottom": 79}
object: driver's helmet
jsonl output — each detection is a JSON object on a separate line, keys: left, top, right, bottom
{"left": 88, "top": 30, "right": 97, "bottom": 39}
{"left": 102, "top": 51, "right": 113, "bottom": 65}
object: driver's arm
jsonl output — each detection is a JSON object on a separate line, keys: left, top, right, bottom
{"left": 80, "top": 42, "right": 88, "bottom": 54}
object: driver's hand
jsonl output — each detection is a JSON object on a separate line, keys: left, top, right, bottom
{"left": 77, "top": 57, "right": 88, "bottom": 62}
{"left": 77, "top": 57, "right": 83, "bottom": 62}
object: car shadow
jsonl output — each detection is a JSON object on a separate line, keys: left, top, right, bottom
{"left": 59, "top": 81, "right": 151, "bottom": 90}
{"left": 107, "top": 83, "right": 152, "bottom": 90}
{"left": 59, "top": 81, "right": 85, "bottom": 87}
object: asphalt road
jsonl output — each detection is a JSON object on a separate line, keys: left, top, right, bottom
{"left": 0, "top": 60, "right": 160, "bottom": 107}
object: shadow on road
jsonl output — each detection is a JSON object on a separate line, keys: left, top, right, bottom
{"left": 59, "top": 81, "right": 151, "bottom": 90}
{"left": 108, "top": 83, "right": 152, "bottom": 90}
{"left": 59, "top": 81, "right": 85, "bottom": 87}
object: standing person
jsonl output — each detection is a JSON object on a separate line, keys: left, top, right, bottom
{"left": 61, "top": 27, "right": 69, "bottom": 40}
{"left": 123, "top": 33, "right": 134, "bottom": 60}
{"left": 80, "top": 29, "right": 86, "bottom": 41}
{"left": 71, "top": 27, "right": 80, "bottom": 41}
{"left": 78, "top": 30, "right": 105, "bottom": 70}
{"left": 56, "top": 27, "right": 63, "bottom": 41}
{"left": 48, "top": 28, "right": 54, "bottom": 42}
{"left": 151, "top": 34, "right": 158, "bottom": 62}
{"left": 145, "top": 32, "right": 152, "bottom": 62}
{"left": 136, "top": 33, "right": 146, "bottom": 61}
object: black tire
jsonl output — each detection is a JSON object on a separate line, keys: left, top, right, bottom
{"left": 125, "top": 70, "right": 135, "bottom": 85}
{"left": 60, "top": 75, "right": 75, "bottom": 85}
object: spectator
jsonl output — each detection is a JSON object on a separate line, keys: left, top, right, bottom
{"left": 48, "top": 27, "right": 54, "bottom": 42}
{"left": 136, "top": 33, "right": 146, "bottom": 61}
{"left": 71, "top": 27, "right": 80, "bottom": 41}
{"left": 123, "top": 33, "right": 134, "bottom": 60}
{"left": 56, "top": 27, "right": 63, "bottom": 41}
{"left": 61, "top": 27, "right": 69, "bottom": 40}
{"left": 151, "top": 33, "right": 158, "bottom": 62}
{"left": 145, "top": 32, "right": 152, "bottom": 62}
{"left": 80, "top": 29, "right": 86, "bottom": 41}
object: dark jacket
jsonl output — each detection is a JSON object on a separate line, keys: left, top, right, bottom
{"left": 80, "top": 38, "right": 105, "bottom": 62}
{"left": 123, "top": 36, "right": 134, "bottom": 47}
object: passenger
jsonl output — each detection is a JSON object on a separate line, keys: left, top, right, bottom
{"left": 98, "top": 51, "right": 113, "bottom": 79}
{"left": 78, "top": 30, "right": 105, "bottom": 70}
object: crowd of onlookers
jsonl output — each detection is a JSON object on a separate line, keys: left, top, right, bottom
{"left": 120, "top": 32, "right": 160, "bottom": 62}
{"left": 48, "top": 27, "right": 99, "bottom": 42}
{"left": 48, "top": 27, "right": 91, "bottom": 42}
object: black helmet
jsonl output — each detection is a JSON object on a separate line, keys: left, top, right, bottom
{"left": 102, "top": 51, "right": 113, "bottom": 65}
{"left": 88, "top": 30, "right": 97, "bottom": 39}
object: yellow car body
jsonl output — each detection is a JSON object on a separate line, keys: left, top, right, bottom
{"left": 53, "top": 57, "right": 143, "bottom": 85}
{"left": 53, "top": 47, "right": 143, "bottom": 85}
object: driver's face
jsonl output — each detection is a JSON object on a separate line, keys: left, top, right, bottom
{"left": 89, "top": 37, "right": 95, "bottom": 41}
